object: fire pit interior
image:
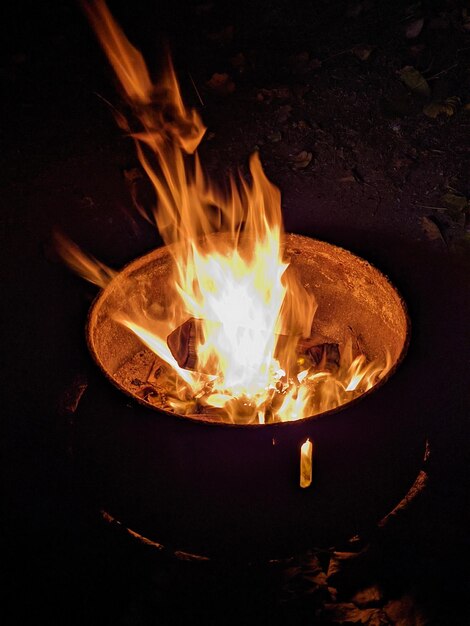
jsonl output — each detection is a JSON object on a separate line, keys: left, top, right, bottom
{"left": 88, "top": 233, "right": 409, "bottom": 425}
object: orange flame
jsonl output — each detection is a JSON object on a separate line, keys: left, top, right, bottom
{"left": 59, "top": 1, "right": 392, "bottom": 424}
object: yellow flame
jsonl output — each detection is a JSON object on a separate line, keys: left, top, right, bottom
{"left": 58, "top": 1, "right": 392, "bottom": 424}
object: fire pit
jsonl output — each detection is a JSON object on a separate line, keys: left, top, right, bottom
{"left": 77, "top": 231, "right": 414, "bottom": 560}
{"left": 68, "top": 2, "right": 424, "bottom": 560}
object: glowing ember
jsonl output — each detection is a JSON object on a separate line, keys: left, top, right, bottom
{"left": 58, "top": 1, "right": 392, "bottom": 424}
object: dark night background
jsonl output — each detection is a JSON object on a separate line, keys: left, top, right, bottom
{"left": 2, "top": 1, "right": 469, "bottom": 624}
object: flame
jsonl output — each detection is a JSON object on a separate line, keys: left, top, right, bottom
{"left": 59, "top": 1, "right": 392, "bottom": 424}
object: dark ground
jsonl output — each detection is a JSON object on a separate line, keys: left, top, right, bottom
{"left": 1, "top": 1, "right": 469, "bottom": 624}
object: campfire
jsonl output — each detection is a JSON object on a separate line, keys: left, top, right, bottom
{"left": 56, "top": 1, "right": 424, "bottom": 560}
{"left": 59, "top": 0, "right": 408, "bottom": 431}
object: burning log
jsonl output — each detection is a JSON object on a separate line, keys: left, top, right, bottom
{"left": 167, "top": 317, "right": 340, "bottom": 375}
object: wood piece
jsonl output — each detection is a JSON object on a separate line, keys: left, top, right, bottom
{"left": 167, "top": 317, "right": 341, "bottom": 374}
{"left": 167, "top": 317, "right": 203, "bottom": 370}
{"left": 306, "top": 343, "right": 340, "bottom": 373}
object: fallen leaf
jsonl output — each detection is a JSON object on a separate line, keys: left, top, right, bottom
{"left": 352, "top": 44, "right": 375, "bottom": 61}
{"left": 383, "top": 596, "right": 427, "bottom": 626}
{"left": 352, "top": 585, "right": 383, "bottom": 608}
{"left": 423, "top": 96, "right": 460, "bottom": 118}
{"left": 323, "top": 603, "right": 385, "bottom": 624}
{"left": 421, "top": 216, "right": 446, "bottom": 243}
{"left": 290, "top": 150, "right": 312, "bottom": 169}
{"left": 327, "top": 551, "right": 360, "bottom": 579}
{"left": 405, "top": 17, "right": 424, "bottom": 38}
{"left": 281, "top": 553, "right": 333, "bottom": 604}
{"left": 206, "top": 73, "right": 235, "bottom": 95}
{"left": 398, "top": 66, "right": 430, "bottom": 98}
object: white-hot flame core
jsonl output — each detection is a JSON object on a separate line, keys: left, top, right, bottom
{"left": 58, "top": 1, "right": 393, "bottom": 424}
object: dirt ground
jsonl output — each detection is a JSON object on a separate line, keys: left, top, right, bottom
{"left": 2, "top": 1, "right": 469, "bottom": 625}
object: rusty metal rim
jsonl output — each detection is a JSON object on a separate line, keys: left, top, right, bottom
{"left": 86, "top": 233, "right": 412, "bottom": 430}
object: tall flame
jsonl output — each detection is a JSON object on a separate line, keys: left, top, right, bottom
{"left": 59, "top": 1, "right": 391, "bottom": 423}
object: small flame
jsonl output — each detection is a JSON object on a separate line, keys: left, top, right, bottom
{"left": 59, "top": 1, "right": 392, "bottom": 424}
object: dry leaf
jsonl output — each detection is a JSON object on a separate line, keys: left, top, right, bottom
{"left": 398, "top": 66, "right": 430, "bottom": 98}
{"left": 405, "top": 17, "right": 424, "bottom": 38}
{"left": 323, "top": 603, "right": 384, "bottom": 624}
{"left": 352, "top": 44, "right": 375, "bottom": 61}
{"left": 327, "top": 551, "right": 360, "bottom": 579}
{"left": 206, "top": 73, "right": 235, "bottom": 95}
{"left": 290, "top": 150, "right": 312, "bottom": 169}
{"left": 352, "top": 585, "right": 383, "bottom": 608}
{"left": 421, "top": 216, "right": 445, "bottom": 243}
{"left": 383, "top": 596, "right": 427, "bottom": 626}
{"left": 281, "top": 553, "right": 333, "bottom": 604}
{"left": 423, "top": 96, "right": 460, "bottom": 118}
